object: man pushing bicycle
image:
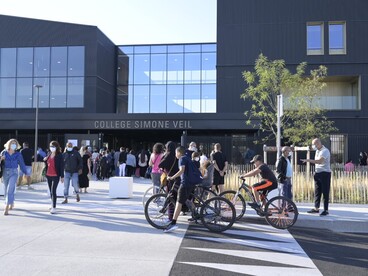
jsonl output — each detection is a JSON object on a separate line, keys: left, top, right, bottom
{"left": 239, "top": 155, "right": 278, "bottom": 211}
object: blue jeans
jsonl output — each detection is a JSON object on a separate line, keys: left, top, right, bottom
{"left": 281, "top": 177, "right": 293, "bottom": 200}
{"left": 3, "top": 168, "right": 18, "bottom": 205}
{"left": 64, "top": 172, "right": 79, "bottom": 198}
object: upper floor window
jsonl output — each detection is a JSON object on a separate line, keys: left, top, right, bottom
{"left": 307, "top": 22, "right": 324, "bottom": 55}
{"left": 329, "top": 22, "right": 346, "bottom": 55}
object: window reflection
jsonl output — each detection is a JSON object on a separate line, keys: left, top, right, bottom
{"left": 184, "top": 85, "right": 200, "bottom": 113}
{"left": 68, "top": 46, "right": 84, "bottom": 76}
{"left": 16, "top": 78, "right": 33, "bottom": 108}
{"left": 0, "top": 78, "right": 16, "bottom": 108}
{"left": 184, "top": 53, "right": 201, "bottom": 84}
{"left": 67, "top": 77, "right": 84, "bottom": 107}
{"left": 202, "top": 84, "right": 216, "bottom": 113}
{"left": 17, "top": 48, "right": 33, "bottom": 77}
{"left": 34, "top": 47, "right": 50, "bottom": 77}
{"left": 0, "top": 48, "right": 16, "bottom": 77}
{"left": 51, "top": 47, "right": 67, "bottom": 76}
{"left": 167, "top": 85, "right": 183, "bottom": 113}
{"left": 34, "top": 77, "right": 49, "bottom": 108}
{"left": 133, "top": 85, "right": 149, "bottom": 113}
{"left": 50, "top": 77, "right": 67, "bottom": 108}
{"left": 134, "top": 55, "right": 150, "bottom": 84}
{"left": 168, "top": 53, "right": 184, "bottom": 84}
{"left": 150, "top": 85, "right": 166, "bottom": 113}
{"left": 202, "top": 52, "right": 216, "bottom": 83}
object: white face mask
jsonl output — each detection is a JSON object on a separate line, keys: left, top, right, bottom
{"left": 194, "top": 157, "right": 200, "bottom": 162}
{"left": 312, "top": 145, "right": 317, "bottom": 151}
{"left": 67, "top": 147, "right": 73, "bottom": 152}
{"left": 288, "top": 152, "right": 292, "bottom": 157}
{"left": 50, "top": 146, "right": 56, "bottom": 152}
{"left": 10, "top": 144, "right": 17, "bottom": 150}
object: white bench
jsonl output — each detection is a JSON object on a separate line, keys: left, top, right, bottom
{"left": 109, "top": 177, "right": 133, "bottom": 198}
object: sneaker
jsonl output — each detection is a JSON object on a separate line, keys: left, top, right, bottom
{"left": 320, "top": 210, "right": 329, "bottom": 216}
{"left": 61, "top": 198, "right": 68, "bottom": 204}
{"left": 307, "top": 208, "right": 319, "bottom": 214}
{"left": 76, "top": 194, "right": 80, "bottom": 202}
{"left": 163, "top": 223, "right": 178, "bottom": 233}
{"left": 50, "top": 208, "right": 56, "bottom": 214}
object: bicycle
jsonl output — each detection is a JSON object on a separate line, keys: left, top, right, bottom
{"left": 144, "top": 184, "right": 236, "bottom": 232}
{"left": 142, "top": 185, "right": 167, "bottom": 207}
{"left": 220, "top": 178, "right": 298, "bottom": 229}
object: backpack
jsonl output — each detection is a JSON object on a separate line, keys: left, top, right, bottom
{"left": 186, "top": 158, "right": 203, "bottom": 186}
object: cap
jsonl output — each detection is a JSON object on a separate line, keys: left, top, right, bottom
{"left": 250, "top": 154, "right": 263, "bottom": 163}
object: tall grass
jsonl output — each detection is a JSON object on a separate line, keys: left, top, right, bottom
{"left": 224, "top": 164, "right": 368, "bottom": 204}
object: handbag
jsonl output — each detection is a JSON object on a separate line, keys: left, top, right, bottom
{"left": 160, "top": 158, "right": 176, "bottom": 187}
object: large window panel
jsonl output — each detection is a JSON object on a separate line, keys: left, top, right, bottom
{"left": 167, "top": 85, "right": 183, "bottom": 113}
{"left": 184, "top": 53, "right": 201, "bottom": 84}
{"left": 307, "top": 22, "right": 324, "bottom": 55}
{"left": 128, "top": 85, "right": 134, "bottom": 113}
{"left": 202, "top": 52, "right": 216, "bottom": 83}
{"left": 16, "top": 78, "right": 33, "bottom": 108}
{"left": 151, "top": 45, "right": 167, "bottom": 54}
{"left": 34, "top": 47, "right": 50, "bottom": 77}
{"left": 185, "top": 44, "right": 201, "bottom": 53}
{"left": 50, "top": 77, "right": 67, "bottom": 108}
{"left": 134, "top": 46, "right": 150, "bottom": 54}
{"left": 168, "top": 45, "right": 184, "bottom": 53}
{"left": 51, "top": 47, "right": 67, "bottom": 76}
{"left": 184, "top": 85, "right": 200, "bottom": 113}
{"left": 134, "top": 54, "right": 150, "bottom": 84}
{"left": 150, "top": 85, "right": 167, "bottom": 113}
{"left": 329, "top": 22, "right": 346, "bottom": 54}
{"left": 34, "top": 78, "right": 50, "bottom": 108}
{"left": 17, "top": 48, "right": 33, "bottom": 77}
{"left": 167, "top": 53, "right": 184, "bottom": 84}
{"left": 133, "top": 85, "right": 149, "bottom": 113}
{"left": 202, "top": 44, "right": 216, "bottom": 52}
{"left": 67, "top": 77, "right": 84, "bottom": 107}
{"left": 0, "top": 78, "right": 16, "bottom": 108}
{"left": 68, "top": 46, "right": 85, "bottom": 76}
{"left": 201, "top": 84, "right": 216, "bottom": 113}
{"left": 150, "top": 54, "right": 167, "bottom": 84}
{"left": 0, "top": 48, "right": 16, "bottom": 77}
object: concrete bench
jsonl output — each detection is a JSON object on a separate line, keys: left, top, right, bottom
{"left": 109, "top": 177, "right": 133, "bottom": 198}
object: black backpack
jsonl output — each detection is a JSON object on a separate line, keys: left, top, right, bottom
{"left": 186, "top": 158, "right": 203, "bottom": 186}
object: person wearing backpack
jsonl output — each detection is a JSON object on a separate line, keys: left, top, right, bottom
{"left": 163, "top": 146, "right": 202, "bottom": 233}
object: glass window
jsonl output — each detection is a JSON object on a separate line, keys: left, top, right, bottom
{"left": 185, "top": 44, "right": 201, "bottom": 52}
{"left": 307, "top": 22, "right": 324, "bottom": 55}
{"left": 16, "top": 78, "right": 33, "bottom": 108}
{"left": 150, "top": 85, "right": 167, "bottom": 113}
{"left": 33, "top": 78, "right": 49, "bottom": 108}
{"left": 0, "top": 78, "right": 16, "bottom": 108}
{"left": 51, "top": 47, "right": 67, "bottom": 76}
{"left": 202, "top": 44, "right": 216, "bottom": 52}
{"left": 201, "top": 84, "right": 216, "bottom": 113}
{"left": 150, "top": 54, "right": 167, "bottom": 84}
{"left": 17, "top": 48, "right": 34, "bottom": 77}
{"left": 168, "top": 45, "right": 184, "bottom": 53}
{"left": 120, "top": 46, "right": 134, "bottom": 55}
{"left": 128, "top": 85, "right": 134, "bottom": 113}
{"left": 134, "top": 46, "right": 150, "bottom": 54}
{"left": 50, "top": 77, "right": 67, "bottom": 108}
{"left": 0, "top": 48, "right": 16, "bottom": 77}
{"left": 34, "top": 47, "right": 50, "bottom": 77}
{"left": 329, "top": 22, "right": 346, "bottom": 54}
{"left": 67, "top": 77, "right": 84, "bottom": 107}
{"left": 151, "top": 45, "right": 167, "bottom": 54}
{"left": 68, "top": 46, "right": 85, "bottom": 76}
{"left": 133, "top": 85, "right": 149, "bottom": 113}
{"left": 202, "top": 52, "right": 216, "bottom": 83}
{"left": 167, "top": 53, "right": 184, "bottom": 84}
{"left": 134, "top": 54, "right": 150, "bottom": 84}
{"left": 184, "top": 85, "right": 200, "bottom": 113}
{"left": 184, "top": 53, "right": 201, "bottom": 84}
{"left": 167, "top": 85, "right": 183, "bottom": 113}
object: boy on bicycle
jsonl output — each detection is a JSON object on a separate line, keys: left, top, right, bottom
{"left": 239, "top": 155, "right": 278, "bottom": 211}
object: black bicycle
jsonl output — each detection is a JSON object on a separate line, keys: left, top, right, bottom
{"left": 220, "top": 178, "right": 298, "bottom": 229}
{"left": 144, "top": 184, "right": 236, "bottom": 232}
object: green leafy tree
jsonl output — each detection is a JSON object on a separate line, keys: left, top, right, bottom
{"left": 241, "top": 53, "right": 337, "bottom": 146}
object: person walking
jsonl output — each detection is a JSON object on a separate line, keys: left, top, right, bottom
{"left": 62, "top": 142, "right": 83, "bottom": 204}
{"left": 149, "top": 143, "right": 164, "bottom": 193}
{"left": 1, "top": 139, "right": 27, "bottom": 215}
{"left": 301, "top": 138, "right": 331, "bottom": 216}
{"left": 17, "top": 142, "right": 34, "bottom": 189}
{"left": 44, "top": 141, "right": 64, "bottom": 214}
{"left": 276, "top": 146, "right": 293, "bottom": 200}
{"left": 79, "top": 146, "right": 91, "bottom": 193}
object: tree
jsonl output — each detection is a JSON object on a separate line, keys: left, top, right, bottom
{"left": 241, "top": 53, "right": 337, "bottom": 146}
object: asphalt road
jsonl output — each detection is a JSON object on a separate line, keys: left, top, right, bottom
{"left": 171, "top": 217, "right": 368, "bottom": 276}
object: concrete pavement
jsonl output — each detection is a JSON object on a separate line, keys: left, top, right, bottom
{"left": 0, "top": 178, "right": 367, "bottom": 276}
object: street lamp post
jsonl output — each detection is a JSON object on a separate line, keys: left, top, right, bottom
{"left": 33, "top": 84, "right": 43, "bottom": 162}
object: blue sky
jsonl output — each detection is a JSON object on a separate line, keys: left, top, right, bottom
{"left": 1, "top": 0, "right": 217, "bottom": 45}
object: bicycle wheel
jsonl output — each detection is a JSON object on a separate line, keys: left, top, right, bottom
{"left": 264, "top": 196, "right": 298, "bottom": 229}
{"left": 219, "top": 190, "right": 246, "bottom": 221}
{"left": 200, "top": 196, "right": 236, "bottom": 232}
{"left": 144, "top": 193, "right": 175, "bottom": 229}
{"left": 142, "top": 186, "right": 161, "bottom": 207}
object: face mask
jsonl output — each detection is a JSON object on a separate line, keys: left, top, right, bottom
{"left": 67, "top": 147, "right": 73, "bottom": 152}
{"left": 10, "top": 144, "right": 17, "bottom": 150}
{"left": 312, "top": 145, "right": 317, "bottom": 151}
{"left": 194, "top": 157, "right": 200, "bottom": 162}
{"left": 50, "top": 146, "right": 56, "bottom": 152}
{"left": 190, "top": 147, "right": 197, "bottom": 152}
{"left": 288, "top": 152, "right": 292, "bottom": 157}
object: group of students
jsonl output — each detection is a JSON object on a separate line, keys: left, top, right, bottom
{"left": 1, "top": 138, "right": 89, "bottom": 216}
